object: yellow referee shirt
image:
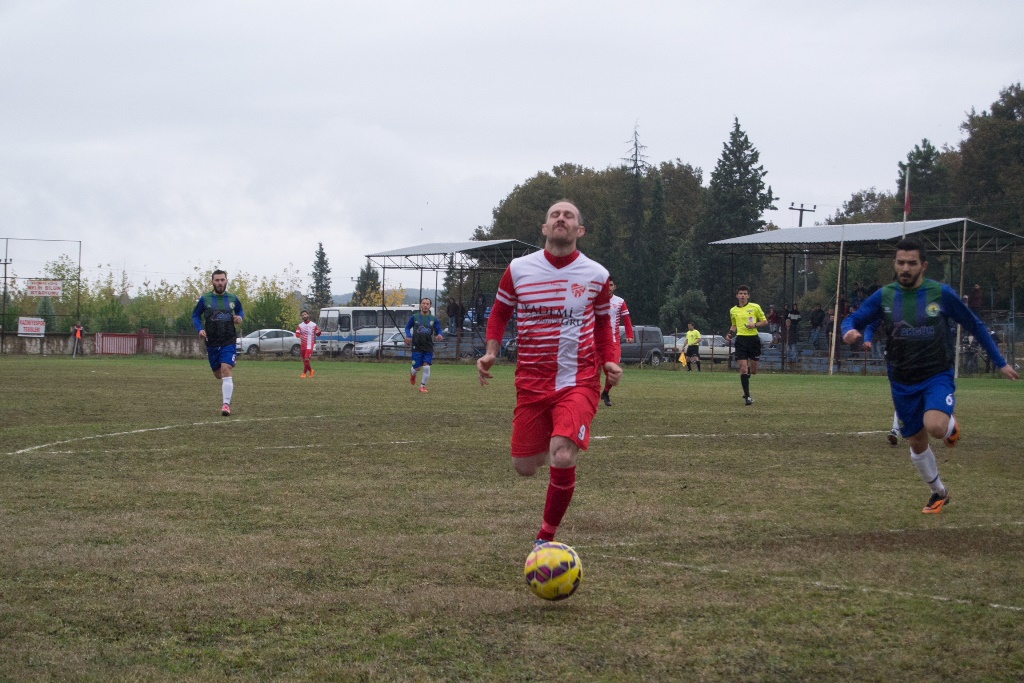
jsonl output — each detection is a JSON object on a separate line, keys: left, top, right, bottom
{"left": 729, "top": 303, "right": 766, "bottom": 336}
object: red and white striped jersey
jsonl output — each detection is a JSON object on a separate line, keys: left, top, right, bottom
{"left": 609, "top": 295, "right": 634, "bottom": 344}
{"left": 487, "top": 249, "right": 614, "bottom": 396}
{"left": 296, "top": 320, "right": 321, "bottom": 352}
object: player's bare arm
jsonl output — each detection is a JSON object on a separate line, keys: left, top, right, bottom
{"left": 1000, "top": 365, "right": 1019, "bottom": 380}
{"left": 602, "top": 362, "right": 623, "bottom": 387}
{"left": 477, "top": 338, "right": 502, "bottom": 385}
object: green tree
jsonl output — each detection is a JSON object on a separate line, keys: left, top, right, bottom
{"left": 307, "top": 242, "right": 333, "bottom": 313}
{"left": 827, "top": 188, "right": 900, "bottom": 224}
{"left": 957, "top": 82, "right": 1024, "bottom": 231}
{"left": 690, "top": 118, "right": 777, "bottom": 324}
{"left": 246, "top": 290, "right": 289, "bottom": 330}
{"left": 896, "top": 139, "right": 957, "bottom": 220}
{"left": 351, "top": 261, "right": 382, "bottom": 306}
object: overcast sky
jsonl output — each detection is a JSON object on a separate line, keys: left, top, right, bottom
{"left": 2, "top": 1, "right": 1021, "bottom": 294}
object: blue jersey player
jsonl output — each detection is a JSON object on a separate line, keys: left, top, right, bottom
{"left": 405, "top": 297, "right": 444, "bottom": 393}
{"left": 192, "top": 269, "right": 245, "bottom": 416}
{"left": 843, "top": 238, "right": 1017, "bottom": 514}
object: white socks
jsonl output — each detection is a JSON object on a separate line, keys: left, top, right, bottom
{"left": 222, "top": 376, "right": 234, "bottom": 405}
{"left": 910, "top": 447, "right": 945, "bottom": 494}
{"left": 892, "top": 413, "right": 900, "bottom": 431}
{"left": 421, "top": 365, "right": 431, "bottom": 386}
{"left": 943, "top": 415, "right": 957, "bottom": 440}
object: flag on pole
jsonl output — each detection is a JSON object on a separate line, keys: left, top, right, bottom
{"left": 901, "top": 166, "right": 911, "bottom": 238}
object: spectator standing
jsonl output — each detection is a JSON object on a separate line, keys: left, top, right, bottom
{"left": 787, "top": 303, "right": 802, "bottom": 362}
{"left": 446, "top": 298, "right": 460, "bottom": 334}
{"left": 71, "top": 321, "right": 84, "bottom": 357}
{"left": 477, "top": 200, "right": 619, "bottom": 547}
{"left": 968, "top": 284, "right": 983, "bottom": 317}
{"left": 767, "top": 305, "right": 781, "bottom": 343}
{"left": 474, "top": 292, "right": 487, "bottom": 330}
{"left": 809, "top": 304, "right": 825, "bottom": 350}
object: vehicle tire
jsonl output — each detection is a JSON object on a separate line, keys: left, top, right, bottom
{"left": 246, "top": 345, "right": 259, "bottom": 356}
{"left": 649, "top": 351, "right": 662, "bottom": 367}
{"left": 341, "top": 344, "right": 354, "bottom": 358}
{"left": 290, "top": 344, "right": 301, "bottom": 356}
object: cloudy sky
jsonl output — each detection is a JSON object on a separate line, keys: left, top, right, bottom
{"left": 2, "top": 1, "right": 1021, "bottom": 294}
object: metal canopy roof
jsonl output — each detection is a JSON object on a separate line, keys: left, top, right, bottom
{"left": 366, "top": 239, "right": 541, "bottom": 271}
{"left": 710, "top": 218, "right": 1024, "bottom": 256}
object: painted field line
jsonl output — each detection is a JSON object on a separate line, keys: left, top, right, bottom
{"left": 6, "top": 415, "right": 333, "bottom": 456}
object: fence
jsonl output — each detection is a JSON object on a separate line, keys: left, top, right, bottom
{"left": 95, "top": 332, "right": 155, "bottom": 355}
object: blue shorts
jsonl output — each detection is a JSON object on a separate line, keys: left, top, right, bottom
{"left": 890, "top": 369, "right": 956, "bottom": 438}
{"left": 207, "top": 344, "right": 237, "bottom": 371}
{"left": 412, "top": 351, "right": 434, "bottom": 369}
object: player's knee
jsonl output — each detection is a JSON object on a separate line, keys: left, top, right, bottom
{"left": 514, "top": 459, "right": 540, "bottom": 477}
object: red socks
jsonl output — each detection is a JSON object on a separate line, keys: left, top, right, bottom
{"left": 538, "top": 465, "right": 576, "bottom": 541}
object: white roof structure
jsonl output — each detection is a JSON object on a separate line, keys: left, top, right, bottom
{"left": 366, "top": 239, "right": 541, "bottom": 272}
{"left": 711, "top": 218, "right": 1024, "bottom": 256}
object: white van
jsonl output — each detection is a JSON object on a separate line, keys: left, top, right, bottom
{"left": 316, "top": 306, "right": 419, "bottom": 357}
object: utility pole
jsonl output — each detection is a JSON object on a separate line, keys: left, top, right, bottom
{"left": 789, "top": 203, "right": 817, "bottom": 295}
{"left": 1, "top": 256, "right": 10, "bottom": 355}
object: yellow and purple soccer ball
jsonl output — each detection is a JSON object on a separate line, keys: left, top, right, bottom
{"left": 523, "top": 541, "right": 583, "bottom": 601}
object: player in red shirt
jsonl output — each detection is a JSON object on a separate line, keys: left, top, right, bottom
{"left": 296, "top": 309, "right": 321, "bottom": 378}
{"left": 602, "top": 276, "right": 634, "bottom": 406}
{"left": 478, "top": 200, "right": 621, "bottom": 547}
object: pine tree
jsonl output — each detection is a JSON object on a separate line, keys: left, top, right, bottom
{"left": 307, "top": 242, "right": 333, "bottom": 312}
{"left": 691, "top": 118, "right": 777, "bottom": 325}
{"left": 351, "top": 260, "right": 381, "bottom": 306}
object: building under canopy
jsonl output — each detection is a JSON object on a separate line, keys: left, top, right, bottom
{"left": 364, "top": 239, "right": 541, "bottom": 354}
{"left": 711, "top": 217, "right": 1024, "bottom": 307}
{"left": 711, "top": 217, "right": 1024, "bottom": 369}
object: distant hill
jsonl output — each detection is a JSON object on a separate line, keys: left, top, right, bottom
{"left": 332, "top": 289, "right": 441, "bottom": 306}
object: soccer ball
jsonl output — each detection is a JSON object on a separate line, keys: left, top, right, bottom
{"left": 523, "top": 541, "right": 583, "bottom": 601}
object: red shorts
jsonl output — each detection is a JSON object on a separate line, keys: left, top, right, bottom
{"left": 301, "top": 348, "right": 314, "bottom": 359}
{"left": 611, "top": 342, "right": 622, "bottom": 364}
{"left": 511, "top": 386, "right": 600, "bottom": 458}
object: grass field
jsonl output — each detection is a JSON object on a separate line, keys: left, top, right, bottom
{"left": 1, "top": 355, "right": 1023, "bottom": 681}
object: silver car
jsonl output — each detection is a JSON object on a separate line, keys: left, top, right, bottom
{"left": 236, "top": 329, "right": 301, "bottom": 356}
{"left": 353, "top": 329, "right": 407, "bottom": 359}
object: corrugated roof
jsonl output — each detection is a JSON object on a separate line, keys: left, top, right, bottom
{"left": 366, "top": 239, "right": 541, "bottom": 271}
{"left": 710, "top": 218, "right": 1024, "bottom": 255}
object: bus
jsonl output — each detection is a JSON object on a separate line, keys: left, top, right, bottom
{"left": 316, "top": 306, "right": 419, "bottom": 357}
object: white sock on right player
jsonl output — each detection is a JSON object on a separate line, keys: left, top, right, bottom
{"left": 910, "top": 447, "right": 945, "bottom": 494}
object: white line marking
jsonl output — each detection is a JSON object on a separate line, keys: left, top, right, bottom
{"left": 6, "top": 415, "right": 333, "bottom": 455}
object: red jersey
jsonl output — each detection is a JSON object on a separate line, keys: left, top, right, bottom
{"left": 609, "top": 295, "right": 634, "bottom": 344}
{"left": 296, "top": 320, "right": 321, "bottom": 352}
{"left": 486, "top": 249, "right": 614, "bottom": 396}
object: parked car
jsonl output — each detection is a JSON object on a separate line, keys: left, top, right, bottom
{"left": 236, "top": 329, "right": 300, "bottom": 356}
{"left": 353, "top": 328, "right": 406, "bottom": 359}
{"left": 619, "top": 325, "right": 664, "bottom": 366}
{"left": 697, "top": 334, "right": 731, "bottom": 362}
{"left": 663, "top": 335, "right": 686, "bottom": 358}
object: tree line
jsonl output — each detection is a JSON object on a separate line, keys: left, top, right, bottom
{"left": 5, "top": 85, "right": 1021, "bottom": 338}
{"left": 463, "top": 83, "right": 1024, "bottom": 336}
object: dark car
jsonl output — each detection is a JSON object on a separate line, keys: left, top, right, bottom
{"left": 618, "top": 325, "right": 664, "bottom": 366}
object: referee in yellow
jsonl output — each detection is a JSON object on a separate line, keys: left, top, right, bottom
{"left": 683, "top": 322, "right": 701, "bottom": 372}
{"left": 725, "top": 285, "right": 768, "bottom": 405}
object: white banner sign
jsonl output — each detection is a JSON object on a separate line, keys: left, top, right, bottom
{"left": 18, "top": 317, "right": 46, "bottom": 337}
{"left": 27, "top": 279, "right": 63, "bottom": 297}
